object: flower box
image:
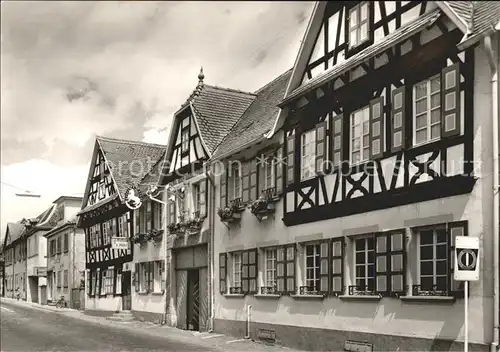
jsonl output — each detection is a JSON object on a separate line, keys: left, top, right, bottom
{"left": 131, "top": 233, "right": 148, "bottom": 245}
{"left": 146, "top": 229, "right": 164, "bottom": 242}
{"left": 217, "top": 206, "right": 242, "bottom": 223}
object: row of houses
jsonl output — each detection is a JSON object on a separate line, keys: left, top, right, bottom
{"left": 3, "top": 1, "right": 500, "bottom": 351}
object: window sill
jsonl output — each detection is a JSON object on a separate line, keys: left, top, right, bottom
{"left": 223, "top": 293, "right": 245, "bottom": 298}
{"left": 339, "top": 295, "right": 382, "bottom": 301}
{"left": 290, "top": 294, "right": 325, "bottom": 300}
{"left": 151, "top": 291, "right": 164, "bottom": 296}
{"left": 137, "top": 291, "right": 149, "bottom": 296}
{"left": 254, "top": 294, "right": 281, "bottom": 299}
{"left": 400, "top": 296, "right": 456, "bottom": 304}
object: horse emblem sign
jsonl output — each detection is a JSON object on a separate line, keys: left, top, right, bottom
{"left": 124, "top": 186, "right": 143, "bottom": 210}
{"left": 454, "top": 236, "right": 480, "bottom": 281}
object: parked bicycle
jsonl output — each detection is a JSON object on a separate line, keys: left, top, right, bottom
{"left": 55, "top": 295, "right": 67, "bottom": 308}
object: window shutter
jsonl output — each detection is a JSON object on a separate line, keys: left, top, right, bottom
{"left": 275, "top": 147, "right": 283, "bottom": 194}
{"left": 369, "top": 97, "right": 384, "bottom": 159}
{"left": 168, "top": 198, "right": 176, "bottom": 225}
{"left": 331, "top": 114, "right": 343, "bottom": 168}
{"left": 219, "top": 253, "right": 227, "bottom": 294}
{"left": 319, "top": 241, "right": 329, "bottom": 293}
{"left": 286, "top": 134, "right": 295, "bottom": 186}
{"left": 391, "top": 86, "right": 405, "bottom": 152}
{"left": 441, "top": 63, "right": 460, "bottom": 138}
{"left": 241, "top": 250, "right": 249, "bottom": 293}
{"left": 161, "top": 261, "right": 166, "bottom": 292}
{"left": 276, "top": 247, "right": 285, "bottom": 294}
{"left": 315, "top": 121, "right": 327, "bottom": 174}
{"left": 448, "top": 221, "right": 467, "bottom": 296}
{"left": 87, "top": 270, "right": 91, "bottom": 295}
{"left": 284, "top": 244, "right": 296, "bottom": 294}
{"left": 375, "top": 232, "right": 405, "bottom": 296}
{"left": 257, "top": 154, "right": 266, "bottom": 197}
{"left": 248, "top": 249, "right": 258, "bottom": 294}
{"left": 220, "top": 167, "right": 227, "bottom": 208}
{"left": 241, "top": 161, "right": 251, "bottom": 203}
{"left": 148, "top": 262, "right": 154, "bottom": 293}
{"left": 199, "top": 179, "right": 207, "bottom": 218}
{"left": 331, "top": 238, "right": 344, "bottom": 294}
{"left": 375, "top": 233, "right": 389, "bottom": 295}
{"left": 249, "top": 159, "right": 258, "bottom": 201}
{"left": 134, "top": 264, "right": 139, "bottom": 292}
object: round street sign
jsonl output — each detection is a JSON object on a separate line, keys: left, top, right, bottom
{"left": 124, "top": 186, "right": 143, "bottom": 210}
{"left": 457, "top": 248, "right": 477, "bottom": 270}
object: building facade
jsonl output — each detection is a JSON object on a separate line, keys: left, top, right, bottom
{"left": 78, "top": 136, "right": 166, "bottom": 314}
{"left": 2, "top": 222, "right": 26, "bottom": 299}
{"left": 210, "top": 2, "right": 500, "bottom": 351}
{"left": 45, "top": 204, "right": 85, "bottom": 308}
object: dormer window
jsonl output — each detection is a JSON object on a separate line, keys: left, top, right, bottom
{"left": 350, "top": 106, "right": 370, "bottom": 164}
{"left": 181, "top": 129, "right": 189, "bottom": 154}
{"left": 349, "top": 2, "right": 369, "bottom": 49}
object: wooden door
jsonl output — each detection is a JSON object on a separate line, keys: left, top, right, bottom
{"left": 186, "top": 269, "right": 200, "bottom": 331}
{"left": 122, "top": 271, "right": 131, "bottom": 310}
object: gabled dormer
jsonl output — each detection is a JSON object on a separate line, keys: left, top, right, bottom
{"left": 83, "top": 143, "right": 117, "bottom": 208}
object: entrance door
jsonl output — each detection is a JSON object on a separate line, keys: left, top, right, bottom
{"left": 186, "top": 269, "right": 200, "bottom": 331}
{"left": 122, "top": 271, "right": 131, "bottom": 310}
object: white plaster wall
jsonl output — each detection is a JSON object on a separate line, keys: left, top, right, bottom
{"left": 213, "top": 45, "right": 495, "bottom": 346}
{"left": 86, "top": 295, "right": 122, "bottom": 312}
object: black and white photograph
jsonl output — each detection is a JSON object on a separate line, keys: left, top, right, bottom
{"left": 1, "top": 1, "right": 500, "bottom": 351}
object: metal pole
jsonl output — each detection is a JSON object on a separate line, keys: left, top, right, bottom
{"left": 464, "top": 280, "right": 468, "bottom": 352}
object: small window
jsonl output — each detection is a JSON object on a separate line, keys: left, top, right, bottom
{"left": 265, "top": 248, "right": 277, "bottom": 290}
{"left": 193, "top": 183, "right": 201, "bottom": 215}
{"left": 354, "top": 236, "right": 375, "bottom": 292}
{"left": 233, "top": 253, "right": 242, "bottom": 289}
{"left": 349, "top": 2, "right": 369, "bottom": 49}
{"left": 413, "top": 75, "right": 441, "bottom": 145}
{"left": 300, "top": 129, "right": 316, "bottom": 180}
{"left": 229, "top": 163, "right": 242, "bottom": 201}
{"left": 305, "top": 244, "right": 321, "bottom": 291}
{"left": 350, "top": 106, "right": 370, "bottom": 164}
{"left": 63, "top": 233, "right": 68, "bottom": 253}
{"left": 418, "top": 227, "right": 448, "bottom": 293}
{"left": 181, "top": 129, "right": 189, "bottom": 154}
{"left": 264, "top": 157, "right": 275, "bottom": 190}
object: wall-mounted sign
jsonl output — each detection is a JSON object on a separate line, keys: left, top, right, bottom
{"left": 35, "top": 267, "right": 47, "bottom": 277}
{"left": 124, "top": 186, "right": 143, "bottom": 210}
{"left": 454, "top": 236, "right": 480, "bottom": 281}
{"left": 111, "top": 237, "right": 130, "bottom": 250}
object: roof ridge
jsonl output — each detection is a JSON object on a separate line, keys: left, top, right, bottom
{"left": 96, "top": 135, "right": 167, "bottom": 149}
{"left": 203, "top": 84, "right": 256, "bottom": 97}
{"left": 254, "top": 68, "right": 293, "bottom": 94}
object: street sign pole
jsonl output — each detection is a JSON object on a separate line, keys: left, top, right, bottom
{"left": 464, "top": 280, "right": 468, "bottom": 352}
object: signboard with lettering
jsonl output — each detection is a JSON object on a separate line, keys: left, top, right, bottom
{"left": 111, "top": 237, "right": 130, "bottom": 250}
{"left": 35, "top": 267, "right": 47, "bottom": 277}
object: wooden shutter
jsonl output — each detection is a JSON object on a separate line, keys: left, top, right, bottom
{"left": 315, "top": 121, "right": 327, "bottom": 174}
{"left": 134, "top": 263, "right": 139, "bottom": 292}
{"left": 448, "top": 221, "right": 467, "bottom": 296}
{"left": 249, "top": 159, "right": 258, "bottom": 201}
{"left": 275, "top": 147, "right": 283, "bottom": 194}
{"left": 241, "top": 161, "right": 250, "bottom": 203}
{"left": 161, "top": 261, "right": 166, "bottom": 292}
{"left": 331, "top": 114, "right": 343, "bottom": 168}
{"left": 331, "top": 238, "right": 344, "bottom": 294}
{"left": 241, "top": 250, "right": 249, "bottom": 293}
{"left": 220, "top": 167, "right": 227, "bottom": 208}
{"left": 375, "top": 232, "right": 406, "bottom": 296}
{"left": 199, "top": 179, "right": 207, "bottom": 218}
{"left": 319, "top": 241, "right": 329, "bottom": 293}
{"left": 257, "top": 154, "right": 266, "bottom": 197}
{"left": 219, "top": 253, "right": 227, "bottom": 294}
{"left": 168, "top": 198, "right": 176, "bottom": 225}
{"left": 391, "top": 86, "right": 405, "bottom": 152}
{"left": 248, "top": 249, "right": 258, "bottom": 294}
{"left": 276, "top": 247, "right": 286, "bottom": 294}
{"left": 148, "top": 262, "right": 154, "bottom": 292}
{"left": 286, "top": 134, "right": 295, "bottom": 186}
{"left": 284, "top": 244, "right": 296, "bottom": 294}
{"left": 441, "top": 63, "right": 460, "bottom": 138}
{"left": 369, "top": 97, "right": 384, "bottom": 159}
{"left": 86, "top": 270, "right": 91, "bottom": 295}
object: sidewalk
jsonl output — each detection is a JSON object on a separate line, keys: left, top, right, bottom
{"left": 0, "top": 297, "right": 302, "bottom": 352}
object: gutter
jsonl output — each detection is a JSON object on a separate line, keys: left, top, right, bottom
{"left": 484, "top": 32, "right": 500, "bottom": 352}
{"left": 204, "top": 164, "right": 216, "bottom": 332}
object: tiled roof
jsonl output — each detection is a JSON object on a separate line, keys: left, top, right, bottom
{"left": 44, "top": 218, "right": 78, "bottom": 238}
{"left": 185, "top": 84, "right": 256, "bottom": 154}
{"left": 96, "top": 136, "right": 167, "bottom": 199}
{"left": 212, "top": 69, "right": 292, "bottom": 160}
{"left": 281, "top": 9, "right": 441, "bottom": 106}
{"left": 444, "top": 1, "right": 500, "bottom": 41}
{"left": 4, "top": 223, "right": 26, "bottom": 247}
{"left": 138, "top": 151, "right": 165, "bottom": 193}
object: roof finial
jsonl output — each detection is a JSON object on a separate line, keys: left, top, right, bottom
{"left": 198, "top": 66, "right": 205, "bottom": 85}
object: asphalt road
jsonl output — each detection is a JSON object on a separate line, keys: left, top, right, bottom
{"left": 0, "top": 301, "right": 216, "bottom": 351}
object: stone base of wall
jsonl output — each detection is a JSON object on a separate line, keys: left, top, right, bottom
{"left": 214, "top": 319, "right": 489, "bottom": 352}
{"left": 132, "top": 310, "right": 164, "bottom": 324}
{"left": 84, "top": 310, "right": 115, "bottom": 318}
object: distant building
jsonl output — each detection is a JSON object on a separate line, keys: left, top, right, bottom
{"left": 3, "top": 221, "right": 28, "bottom": 299}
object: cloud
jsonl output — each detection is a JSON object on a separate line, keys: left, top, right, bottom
{"left": 0, "top": 1, "right": 313, "bottom": 235}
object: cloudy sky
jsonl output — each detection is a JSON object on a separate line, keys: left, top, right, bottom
{"left": 0, "top": 1, "right": 312, "bottom": 238}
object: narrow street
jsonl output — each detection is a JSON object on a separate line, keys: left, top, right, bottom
{"left": 0, "top": 299, "right": 295, "bottom": 352}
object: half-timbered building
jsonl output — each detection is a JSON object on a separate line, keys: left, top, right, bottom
{"left": 3, "top": 222, "right": 27, "bottom": 299}
{"left": 77, "top": 136, "right": 166, "bottom": 314}
{"left": 158, "top": 70, "right": 255, "bottom": 332}
{"left": 213, "top": 2, "right": 500, "bottom": 351}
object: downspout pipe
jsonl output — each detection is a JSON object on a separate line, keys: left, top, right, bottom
{"left": 484, "top": 32, "right": 500, "bottom": 352}
{"left": 204, "top": 164, "right": 216, "bottom": 333}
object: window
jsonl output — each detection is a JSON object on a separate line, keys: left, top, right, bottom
{"left": 98, "top": 181, "right": 105, "bottom": 199}
{"left": 115, "top": 268, "right": 122, "bottom": 295}
{"left": 63, "top": 270, "right": 69, "bottom": 293}
{"left": 417, "top": 227, "right": 448, "bottom": 293}
{"left": 232, "top": 253, "right": 242, "bottom": 291}
{"left": 181, "top": 128, "right": 189, "bottom": 154}
{"left": 86, "top": 271, "right": 91, "bottom": 296}
{"left": 349, "top": 2, "right": 369, "bottom": 48}
{"left": 89, "top": 270, "right": 98, "bottom": 296}
{"left": 153, "top": 261, "right": 165, "bottom": 293}
{"left": 136, "top": 262, "right": 154, "bottom": 293}
{"left": 231, "top": 163, "right": 242, "bottom": 201}
{"left": 219, "top": 253, "right": 227, "bottom": 294}
{"left": 63, "top": 233, "right": 68, "bottom": 253}
{"left": 350, "top": 106, "right": 370, "bottom": 164}
{"left": 276, "top": 245, "right": 296, "bottom": 295}
{"left": 153, "top": 203, "right": 163, "bottom": 229}
{"left": 57, "top": 271, "right": 62, "bottom": 289}
{"left": 354, "top": 236, "right": 375, "bottom": 292}
{"left": 241, "top": 249, "right": 257, "bottom": 294}
{"left": 374, "top": 232, "right": 405, "bottom": 296}
{"left": 264, "top": 248, "right": 277, "bottom": 290}
{"left": 103, "top": 269, "right": 114, "bottom": 295}
{"left": 146, "top": 201, "right": 152, "bottom": 231}
{"left": 300, "top": 129, "right": 316, "bottom": 180}
{"left": 57, "top": 237, "right": 62, "bottom": 254}
{"left": 263, "top": 156, "right": 275, "bottom": 191}
{"left": 193, "top": 183, "right": 201, "bottom": 215}
{"left": 305, "top": 244, "right": 321, "bottom": 291}
{"left": 413, "top": 75, "right": 441, "bottom": 145}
